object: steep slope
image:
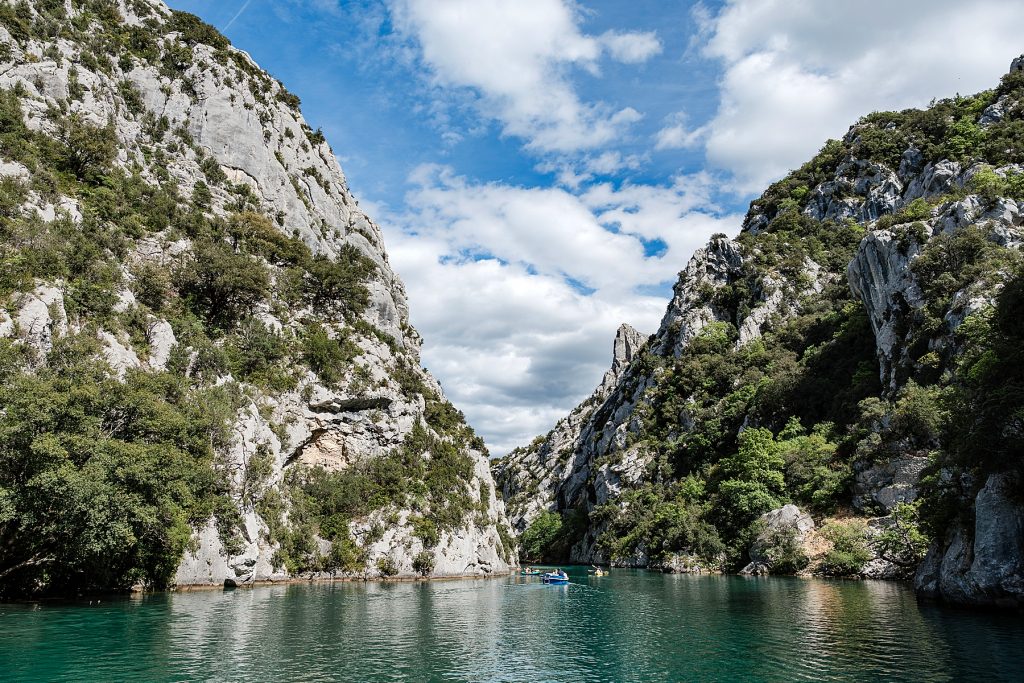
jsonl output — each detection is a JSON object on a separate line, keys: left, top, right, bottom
{"left": 0, "top": 0, "right": 513, "bottom": 597}
{"left": 496, "top": 57, "right": 1024, "bottom": 607}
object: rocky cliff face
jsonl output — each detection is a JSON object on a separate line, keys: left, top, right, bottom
{"left": 496, "top": 57, "right": 1024, "bottom": 607}
{"left": 0, "top": 0, "right": 512, "bottom": 595}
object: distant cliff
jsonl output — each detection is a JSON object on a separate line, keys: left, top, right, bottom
{"left": 0, "top": 0, "right": 513, "bottom": 597}
{"left": 496, "top": 56, "right": 1024, "bottom": 608}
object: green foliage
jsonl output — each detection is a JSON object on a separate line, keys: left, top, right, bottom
{"left": 225, "top": 318, "right": 294, "bottom": 391}
{"left": 595, "top": 483, "right": 723, "bottom": 566}
{"left": 0, "top": 335, "right": 238, "bottom": 597}
{"left": 714, "top": 428, "right": 786, "bottom": 534}
{"left": 941, "top": 267, "right": 1024, "bottom": 475}
{"left": 299, "top": 322, "right": 359, "bottom": 386}
{"left": 412, "top": 550, "right": 434, "bottom": 576}
{"left": 520, "top": 511, "right": 563, "bottom": 561}
{"left": 876, "top": 197, "right": 933, "bottom": 230}
{"left": 166, "top": 10, "right": 229, "bottom": 50}
{"left": 871, "top": 501, "right": 929, "bottom": 568}
{"left": 324, "top": 535, "right": 365, "bottom": 574}
{"left": 54, "top": 114, "right": 118, "bottom": 183}
{"left": 376, "top": 555, "right": 398, "bottom": 577}
{"left": 410, "top": 515, "right": 439, "bottom": 547}
{"left": 759, "top": 526, "right": 809, "bottom": 574}
{"left": 777, "top": 419, "right": 847, "bottom": 511}
{"left": 968, "top": 166, "right": 1024, "bottom": 203}
{"left": 228, "top": 211, "right": 310, "bottom": 266}
{"left": 818, "top": 519, "right": 872, "bottom": 576}
{"left": 175, "top": 238, "right": 270, "bottom": 329}
{"left": 303, "top": 246, "right": 374, "bottom": 316}
{"left": 911, "top": 224, "right": 1020, "bottom": 334}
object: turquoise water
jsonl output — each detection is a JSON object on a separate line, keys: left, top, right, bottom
{"left": 2, "top": 568, "right": 1023, "bottom": 681}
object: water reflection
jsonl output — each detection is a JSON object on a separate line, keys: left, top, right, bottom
{"left": 2, "top": 572, "right": 1023, "bottom": 682}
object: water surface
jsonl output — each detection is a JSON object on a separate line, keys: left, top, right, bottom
{"left": 2, "top": 569, "right": 1022, "bottom": 681}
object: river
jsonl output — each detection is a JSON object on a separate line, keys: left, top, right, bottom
{"left": 2, "top": 568, "right": 1022, "bottom": 681}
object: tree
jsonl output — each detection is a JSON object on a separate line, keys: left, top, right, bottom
{"left": 56, "top": 114, "right": 118, "bottom": 182}
{"left": 412, "top": 550, "right": 435, "bottom": 576}
{"left": 872, "top": 502, "right": 929, "bottom": 568}
{"left": 520, "top": 511, "right": 563, "bottom": 561}
{"left": 176, "top": 238, "right": 269, "bottom": 329}
{"left": 819, "top": 520, "right": 872, "bottom": 576}
{"left": 303, "top": 246, "right": 373, "bottom": 316}
{"left": 715, "top": 428, "right": 786, "bottom": 533}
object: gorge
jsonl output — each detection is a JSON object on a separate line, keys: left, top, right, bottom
{"left": 495, "top": 56, "right": 1024, "bottom": 610}
{"left": 0, "top": 0, "right": 1020, "bottom": 665}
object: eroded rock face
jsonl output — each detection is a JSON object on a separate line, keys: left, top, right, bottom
{"left": 847, "top": 230, "right": 925, "bottom": 392}
{"left": 497, "top": 56, "right": 1024, "bottom": 602}
{"left": 853, "top": 455, "right": 929, "bottom": 513}
{"left": 2, "top": 0, "right": 514, "bottom": 586}
{"left": 916, "top": 473, "right": 1024, "bottom": 608}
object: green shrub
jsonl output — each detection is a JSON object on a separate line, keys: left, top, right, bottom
{"left": 300, "top": 322, "right": 359, "bottom": 386}
{"left": 819, "top": 519, "right": 872, "bottom": 576}
{"left": 54, "top": 114, "right": 118, "bottom": 183}
{"left": 410, "top": 515, "right": 439, "bottom": 547}
{"left": 303, "top": 246, "right": 374, "bottom": 316}
{"left": 871, "top": 501, "right": 929, "bottom": 568}
{"left": 325, "top": 536, "right": 365, "bottom": 574}
{"left": 0, "top": 336, "right": 239, "bottom": 597}
{"left": 412, "top": 550, "right": 434, "bottom": 576}
{"left": 130, "top": 261, "right": 171, "bottom": 311}
{"left": 225, "top": 318, "right": 293, "bottom": 390}
{"left": 175, "top": 238, "right": 270, "bottom": 329}
{"left": 520, "top": 511, "right": 563, "bottom": 561}
{"left": 759, "top": 526, "right": 809, "bottom": 574}
{"left": 166, "top": 10, "right": 230, "bottom": 50}
{"left": 376, "top": 555, "right": 398, "bottom": 577}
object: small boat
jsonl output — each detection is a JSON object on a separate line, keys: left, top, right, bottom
{"left": 589, "top": 568, "right": 607, "bottom": 577}
{"left": 520, "top": 568, "right": 541, "bottom": 576}
{"left": 542, "top": 571, "right": 569, "bottom": 585}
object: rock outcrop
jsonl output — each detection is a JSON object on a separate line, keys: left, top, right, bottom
{"left": 497, "top": 56, "right": 1024, "bottom": 607}
{"left": 0, "top": 0, "right": 513, "bottom": 592}
{"left": 740, "top": 505, "right": 815, "bottom": 576}
{"left": 916, "top": 472, "right": 1024, "bottom": 608}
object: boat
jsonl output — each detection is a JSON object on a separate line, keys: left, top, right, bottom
{"left": 520, "top": 568, "right": 541, "bottom": 576}
{"left": 542, "top": 571, "right": 569, "bottom": 585}
{"left": 589, "top": 568, "right": 607, "bottom": 577}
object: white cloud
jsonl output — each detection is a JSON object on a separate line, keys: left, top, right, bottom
{"left": 697, "top": 0, "right": 1024, "bottom": 192}
{"left": 600, "top": 30, "right": 663, "bottom": 64}
{"left": 379, "top": 167, "right": 739, "bottom": 454}
{"left": 388, "top": 0, "right": 658, "bottom": 152}
{"left": 654, "top": 113, "right": 707, "bottom": 151}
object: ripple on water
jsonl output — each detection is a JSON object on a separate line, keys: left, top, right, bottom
{"left": 2, "top": 573, "right": 1023, "bottom": 682}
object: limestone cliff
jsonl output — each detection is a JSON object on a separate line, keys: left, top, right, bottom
{"left": 496, "top": 57, "right": 1024, "bottom": 607}
{"left": 0, "top": 0, "right": 513, "bottom": 596}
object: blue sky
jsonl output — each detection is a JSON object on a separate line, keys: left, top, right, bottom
{"left": 167, "top": 0, "right": 1024, "bottom": 455}
{"left": 168, "top": 0, "right": 723, "bottom": 213}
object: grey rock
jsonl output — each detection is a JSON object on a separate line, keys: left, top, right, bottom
{"left": 146, "top": 318, "right": 176, "bottom": 371}
{"left": 903, "top": 161, "right": 963, "bottom": 202}
{"left": 853, "top": 455, "right": 929, "bottom": 513}
{"left": 14, "top": 283, "right": 68, "bottom": 358}
{"left": 1, "top": 0, "right": 515, "bottom": 585}
{"left": 915, "top": 472, "right": 1024, "bottom": 608}
{"left": 743, "top": 504, "right": 815, "bottom": 574}
{"left": 847, "top": 231, "right": 925, "bottom": 391}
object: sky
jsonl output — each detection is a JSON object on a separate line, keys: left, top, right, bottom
{"left": 166, "top": 0, "right": 1024, "bottom": 456}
